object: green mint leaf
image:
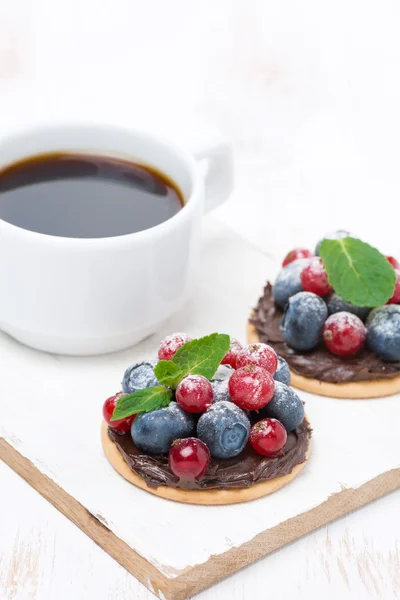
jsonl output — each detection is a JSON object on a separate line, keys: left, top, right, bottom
{"left": 171, "top": 333, "right": 230, "bottom": 382}
{"left": 319, "top": 237, "right": 396, "bottom": 307}
{"left": 154, "top": 360, "right": 183, "bottom": 387}
{"left": 111, "top": 386, "right": 172, "bottom": 420}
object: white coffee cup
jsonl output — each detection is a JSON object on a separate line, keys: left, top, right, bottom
{"left": 0, "top": 122, "right": 233, "bottom": 355}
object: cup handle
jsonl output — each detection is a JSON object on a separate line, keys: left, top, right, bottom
{"left": 190, "top": 129, "right": 234, "bottom": 213}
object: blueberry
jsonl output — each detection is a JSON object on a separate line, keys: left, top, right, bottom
{"left": 315, "top": 230, "right": 352, "bottom": 256}
{"left": 213, "top": 364, "right": 234, "bottom": 381}
{"left": 366, "top": 305, "right": 400, "bottom": 361}
{"left": 273, "top": 356, "right": 291, "bottom": 386}
{"left": 122, "top": 360, "right": 159, "bottom": 394}
{"left": 211, "top": 364, "right": 234, "bottom": 402}
{"left": 281, "top": 291, "right": 328, "bottom": 351}
{"left": 326, "top": 293, "right": 371, "bottom": 322}
{"left": 197, "top": 401, "right": 250, "bottom": 459}
{"left": 131, "top": 402, "right": 195, "bottom": 454}
{"left": 272, "top": 259, "right": 309, "bottom": 309}
{"left": 258, "top": 381, "right": 304, "bottom": 431}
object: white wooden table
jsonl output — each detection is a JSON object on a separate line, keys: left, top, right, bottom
{"left": 1, "top": 1, "right": 400, "bottom": 598}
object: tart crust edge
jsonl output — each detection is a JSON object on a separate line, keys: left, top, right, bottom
{"left": 101, "top": 420, "right": 311, "bottom": 505}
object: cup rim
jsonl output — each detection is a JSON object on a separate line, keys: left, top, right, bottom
{"left": 0, "top": 122, "right": 202, "bottom": 248}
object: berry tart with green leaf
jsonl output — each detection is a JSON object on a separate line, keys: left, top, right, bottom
{"left": 101, "top": 333, "right": 311, "bottom": 505}
{"left": 249, "top": 231, "right": 400, "bottom": 398}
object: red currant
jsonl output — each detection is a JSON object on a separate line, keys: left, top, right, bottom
{"left": 387, "top": 269, "right": 400, "bottom": 304}
{"left": 176, "top": 375, "right": 214, "bottom": 413}
{"left": 168, "top": 438, "right": 210, "bottom": 481}
{"left": 323, "top": 311, "right": 366, "bottom": 357}
{"left": 387, "top": 256, "right": 400, "bottom": 269}
{"left": 282, "top": 248, "right": 313, "bottom": 267}
{"left": 103, "top": 393, "right": 135, "bottom": 433}
{"left": 236, "top": 343, "right": 278, "bottom": 375}
{"left": 158, "top": 333, "right": 192, "bottom": 361}
{"left": 228, "top": 365, "right": 275, "bottom": 410}
{"left": 250, "top": 418, "right": 287, "bottom": 457}
{"left": 301, "top": 257, "right": 332, "bottom": 296}
{"left": 221, "top": 338, "right": 242, "bottom": 369}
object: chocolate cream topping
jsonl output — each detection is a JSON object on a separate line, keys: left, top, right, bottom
{"left": 251, "top": 283, "right": 400, "bottom": 383}
{"left": 108, "top": 418, "right": 311, "bottom": 490}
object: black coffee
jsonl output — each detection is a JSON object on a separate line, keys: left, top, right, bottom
{"left": 0, "top": 153, "right": 184, "bottom": 238}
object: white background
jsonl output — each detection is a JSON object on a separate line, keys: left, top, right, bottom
{"left": 0, "top": 1, "right": 400, "bottom": 598}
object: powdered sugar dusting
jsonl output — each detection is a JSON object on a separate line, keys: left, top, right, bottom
{"left": 367, "top": 305, "right": 400, "bottom": 336}
{"left": 158, "top": 333, "right": 192, "bottom": 360}
{"left": 289, "top": 291, "right": 326, "bottom": 311}
{"left": 212, "top": 365, "right": 234, "bottom": 381}
{"left": 286, "top": 291, "right": 328, "bottom": 322}
{"left": 243, "top": 343, "right": 269, "bottom": 360}
{"left": 221, "top": 338, "right": 243, "bottom": 368}
{"left": 198, "top": 400, "right": 249, "bottom": 430}
{"left": 260, "top": 381, "right": 304, "bottom": 432}
{"left": 122, "top": 360, "right": 159, "bottom": 393}
{"left": 167, "top": 401, "right": 196, "bottom": 427}
{"left": 315, "top": 230, "right": 352, "bottom": 255}
{"left": 273, "top": 259, "right": 310, "bottom": 308}
{"left": 275, "top": 259, "right": 309, "bottom": 287}
{"left": 229, "top": 365, "right": 275, "bottom": 410}
{"left": 197, "top": 401, "right": 251, "bottom": 459}
{"left": 178, "top": 374, "right": 209, "bottom": 393}
{"left": 281, "top": 258, "right": 310, "bottom": 279}
{"left": 236, "top": 343, "right": 277, "bottom": 374}
{"left": 211, "top": 366, "right": 233, "bottom": 403}
{"left": 325, "top": 311, "right": 366, "bottom": 334}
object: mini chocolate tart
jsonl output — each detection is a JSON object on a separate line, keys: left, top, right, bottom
{"left": 103, "top": 332, "right": 313, "bottom": 504}
{"left": 249, "top": 283, "right": 400, "bottom": 399}
{"left": 101, "top": 418, "right": 311, "bottom": 505}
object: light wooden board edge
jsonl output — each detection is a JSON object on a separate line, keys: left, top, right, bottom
{"left": 0, "top": 437, "right": 174, "bottom": 598}
{"left": 1, "top": 435, "right": 400, "bottom": 600}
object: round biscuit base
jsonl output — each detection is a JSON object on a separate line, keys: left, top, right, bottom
{"left": 101, "top": 420, "right": 311, "bottom": 505}
{"left": 247, "top": 321, "right": 400, "bottom": 399}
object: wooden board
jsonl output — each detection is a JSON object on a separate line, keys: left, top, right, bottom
{"left": 1, "top": 219, "right": 400, "bottom": 600}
